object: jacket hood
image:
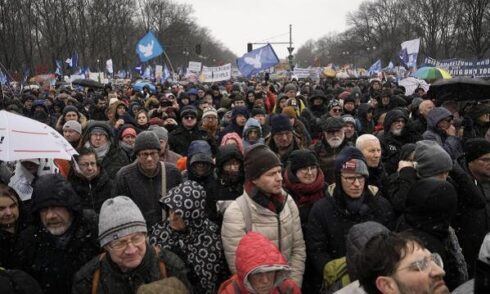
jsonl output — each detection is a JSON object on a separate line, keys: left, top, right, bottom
{"left": 216, "top": 144, "right": 244, "bottom": 170}
{"left": 82, "top": 120, "right": 114, "bottom": 144}
{"left": 357, "top": 103, "right": 374, "bottom": 120}
{"left": 243, "top": 118, "right": 263, "bottom": 138}
{"left": 383, "top": 109, "right": 408, "bottom": 132}
{"left": 221, "top": 132, "right": 245, "bottom": 154}
{"left": 426, "top": 107, "right": 452, "bottom": 129}
{"left": 31, "top": 174, "right": 82, "bottom": 218}
{"left": 160, "top": 180, "right": 206, "bottom": 228}
{"left": 235, "top": 232, "right": 291, "bottom": 293}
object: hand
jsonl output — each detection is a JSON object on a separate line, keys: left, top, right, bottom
{"left": 115, "top": 119, "right": 124, "bottom": 128}
{"left": 444, "top": 125, "right": 457, "bottom": 136}
{"left": 398, "top": 160, "right": 414, "bottom": 172}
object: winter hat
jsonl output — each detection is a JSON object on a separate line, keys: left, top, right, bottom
{"left": 31, "top": 174, "right": 82, "bottom": 215}
{"left": 121, "top": 127, "right": 137, "bottom": 139}
{"left": 90, "top": 126, "right": 109, "bottom": 137}
{"left": 399, "top": 143, "right": 416, "bottom": 161}
{"left": 414, "top": 140, "right": 453, "bottom": 178}
{"left": 244, "top": 144, "right": 281, "bottom": 180}
{"left": 180, "top": 105, "right": 198, "bottom": 117}
{"left": 62, "top": 105, "right": 79, "bottom": 117}
{"left": 148, "top": 125, "right": 168, "bottom": 142}
{"left": 328, "top": 99, "right": 341, "bottom": 110}
{"left": 427, "top": 107, "right": 453, "bottom": 127}
{"left": 136, "top": 277, "right": 189, "bottom": 294}
{"left": 341, "top": 114, "right": 356, "bottom": 126}
{"left": 251, "top": 107, "right": 266, "bottom": 116}
{"left": 284, "top": 83, "right": 297, "bottom": 93}
{"left": 288, "top": 149, "right": 319, "bottom": 174}
{"left": 464, "top": 138, "right": 490, "bottom": 163}
{"left": 98, "top": 196, "right": 147, "bottom": 247}
{"left": 187, "top": 140, "right": 213, "bottom": 166}
{"left": 270, "top": 114, "right": 293, "bottom": 135}
{"left": 134, "top": 131, "right": 161, "bottom": 154}
{"left": 321, "top": 117, "right": 345, "bottom": 132}
{"left": 202, "top": 107, "right": 218, "bottom": 119}
{"left": 63, "top": 120, "right": 82, "bottom": 135}
{"left": 335, "top": 146, "right": 369, "bottom": 177}
{"left": 160, "top": 181, "right": 206, "bottom": 227}
{"left": 282, "top": 106, "right": 297, "bottom": 119}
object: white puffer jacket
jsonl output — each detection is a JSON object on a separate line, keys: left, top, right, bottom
{"left": 221, "top": 190, "right": 306, "bottom": 286}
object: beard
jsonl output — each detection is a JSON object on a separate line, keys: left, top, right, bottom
{"left": 44, "top": 218, "right": 73, "bottom": 236}
{"left": 202, "top": 122, "right": 219, "bottom": 135}
{"left": 327, "top": 135, "right": 344, "bottom": 148}
{"left": 391, "top": 128, "right": 402, "bottom": 136}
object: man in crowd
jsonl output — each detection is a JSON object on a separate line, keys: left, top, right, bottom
{"left": 62, "top": 120, "right": 82, "bottom": 148}
{"left": 356, "top": 134, "right": 387, "bottom": 194}
{"left": 148, "top": 125, "right": 182, "bottom": 165}
{"left": 266, "top": 113, "right": 302, "bottom": 165}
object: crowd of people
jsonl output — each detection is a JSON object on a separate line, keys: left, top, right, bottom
{"left": 0, "top": 76, "right": 489, "bottom": 293}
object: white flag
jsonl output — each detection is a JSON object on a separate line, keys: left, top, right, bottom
{"left": 106, "top": 59, "right": 113, "bottom": 74}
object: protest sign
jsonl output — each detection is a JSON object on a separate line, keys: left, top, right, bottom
{"left": 200, "top": 63, "right": 232, "bottom": 82}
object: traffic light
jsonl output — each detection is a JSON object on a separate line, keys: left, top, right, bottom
{"left": 195, "top": 44, "right": 201, "bottom": 55}
{"left": 247, "top": 43, "right": 253, "bottom": 52}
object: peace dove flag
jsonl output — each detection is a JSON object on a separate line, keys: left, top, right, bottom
{"left": 236, "top": 44, "right": 279, "bottom": 77}
{"left": 136, "top": 32, "right": 164, "bottom": 62}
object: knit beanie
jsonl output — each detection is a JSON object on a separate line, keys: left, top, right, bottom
{"left": 414, "top": 140, "right": 453, "bottom": 178}
{"left": 244, "top": 144, "right": 281, "bottom": 180}
{"left": 288, "top": 149, "right": 319, "bottom": 174}
{"left": 31, "top": 174, "right": 82, "bottom": 215}
{"left": 282, "top": 106, "right": 297, "bottom": 119}
{"left": 90, "top": 126, "right": 109, "bottom": 137}
{"left": 148, "top": 125, "right": 168, "bottom": 142}
{"left": 202, "top": 107, "right": 218, "bottom": 119}
{"left": 464, "top": 138, "right": 490, "bottom": 163}
{"left": 134, "top": 131, "right": 161, "bottom": 154}
{"left": 121, "top": 127, "right": 137, "bottom": 139}
{"left": 284, "top": 83, "right": 297, "bottom": 93}
{"left": 98, "top": 196, "right": 147, "bottom": 247}
{"left": 62, "top": 105, "right": 79, "bottom": 117}
{"left": 63, "top": 120, "right": 82, "bottom": 135}
{"left": 341, "top": 114, "right": 356, "bottom": 126}
{"left": 335, "top": 146, "right": 369, "bottom": 177}
{"left": 270, "top": 114, "right": 293, "bottom": 135}
{"left": 180, "top": 105, "right": 198, "bottom": 117}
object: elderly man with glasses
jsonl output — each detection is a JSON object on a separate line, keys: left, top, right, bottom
{"left": 305, "top": 147, "right": 394, "bottom": 293}
{"left": 73, "top": 196, "right": 190, "bottom": 293}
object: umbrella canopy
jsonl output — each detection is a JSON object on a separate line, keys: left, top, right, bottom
{"left": 0, "top": 110, "right": 78, "bottom": 161}
{"left": 399, "top": 77, "right": 430, "bottom": 96}
{"left": 412, "top": 66, "right": 452, "bottom": 80}
{"left": 71, "top": 79, "right": 105, "bottom": 89}
{"left": 132, "top": 80, "right": 156, "bottom": 93}
{"left": 427, "top": 77, "right": 490, "bottom": 101}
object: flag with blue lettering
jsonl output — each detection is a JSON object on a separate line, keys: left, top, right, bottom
{"left": 136, "top": 32, "right": 164, "bottom": 62}
{"left": 65, "top": 51, "right": 78, "bottom": 68}
{"left": 368, "top": 59, "right": 382, "bottom": 74}
{"left": 55, "top": 60, "right": 63, "bottom": 75}
{"left": 236, "top": 44, "right": 280, "bottom": 77}
{"left": 134, "top": 64, "right": 143, "bottom": 75}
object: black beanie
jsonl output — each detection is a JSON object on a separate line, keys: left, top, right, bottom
{"left": 31, "top": 174, "right": 81, "bottom": 215}
{"left": 464, "top": 138, "right": 490, "bottom": 163}
{"left": 244, "top": 144, "right": 281, "bottom": 180}
{"left": 134, "top": 131, "right": 161, "bottom": 154}
{"left": 270, "top": 114, "right": 292, "bottom": 135}
{"left": 288, "top": 149, "right": 319, "bottom": 174}
{"left": 62, "top": 105, "right": 79, "bottom": 117}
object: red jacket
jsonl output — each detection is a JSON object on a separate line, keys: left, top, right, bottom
{"left": 219, "top": 232, "right": 301, "bottom": 294}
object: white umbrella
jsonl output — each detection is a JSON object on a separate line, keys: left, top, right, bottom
{"left": 399, "top": 77, "right": 430, "bottom": 96}
{"left": 0, "top": 110, "right": 78, "bottom": 161}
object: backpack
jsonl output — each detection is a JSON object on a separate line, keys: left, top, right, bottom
{"left": 218, "top": 274, "right": 294, "bottom": 294}
{"left": 322, "top": 257, "right": 351, "bottom": 294}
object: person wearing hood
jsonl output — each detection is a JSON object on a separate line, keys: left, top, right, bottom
{"left": 221, "top": 144, "right": 306, "bottom": 287}
{"left": 80, "top": 121, "right": 129, "bottom": 178}
{"left": 0, "top": 184, "right": 29, "bottom": 268}
{"left": 183, "top": 140, "right": 215, "bottom": 195}
{"left": 468, "top": 103, "right": 490, "bottom": 138}
{"left": 31, "top": 99, "right": 55, "bottom": 126}
{"left": 242, "top": 117, "right": 265, "bottom": 149}
{"left": 148, "top": 125, "right": 182, "bottom": 165}
{"left": 355, "top": 103, "right": 375, "bottom": 135}
{"left": 207, "top": 144, "right": 244, "bottom": 226}
{"left": 343, "top": 92, "right": 359, "bottom": 116}
{"left": 305, "top": 147, "right": 395, "bottom": 293}
{"left": 219, "top": 232, "right": 301, "bottom": 294}
{"left": 300, "top": 89, "right": 329, "bottom": 140}
{"left": 266, "top": 114, "right": 303, "bottom": 166}
{"left": 67, "top": 147, "right": 113, "bottom": 213}
{"left": 114, "top": 131, "right": 182, "bottom": 228}
{"left": 14, "top": 174, "right": 99, "bottom": 294}
{"left": 117, "top": 124, "right": 138, "bottom": 162}
{"left": 55, "top": 105, "right": 88, "bottom": 133}
{"left": 342, "top": 114, "right": 358, "bottom": 145}
{"left": 423, "top": 106, "right": 463, "bottom": 159}
{"left": 150, "top": 181, "right": 228, "bottom": 294}
{"left": 282, "top": 106, "right": 311, "bottom": 147}
{"left": 221, "top": 132, "right": 245, "bottom": 154}
{"left": 220, "top": 106, "right": 250, "bottom": 142}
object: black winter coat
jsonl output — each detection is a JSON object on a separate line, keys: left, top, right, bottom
{"left": 14, "top": 211, "right": 100, "bottom": 294}
{"left": 168, "top": 125, "right": 214, "bottom": 156}
{"left": 68, "top": 168, "right": 113, "bottom": 213}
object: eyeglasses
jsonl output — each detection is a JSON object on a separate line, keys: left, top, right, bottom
{"left": 107, "top": 232, "right": 146, "bottom": 251}
{"left": 332, "top": 108, "right": 342, "bottom": 113}
{"left": 183, "top": 115, "right": 196, "bottom": 120}
{"left": 138, "top": 151, "right": 159, "bottom": 158}
{"left": 341, "top": 175, "right": 365, "bottom": 184}
{"left": 397, "top": 253, "right": 444, "bottom": 273}
{"left": 78, "top": 162, "right": 97, "bottom": 168}
{"left": 298, "top": 166, "right": 318, "bottom": 174}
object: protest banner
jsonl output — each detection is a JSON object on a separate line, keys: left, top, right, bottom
{"left": 188, "top": 61, "right": 202, "bottom": 73}
{"left": 424, "top": 57, "right": 490, "bottom": 78}
{"left": 200, "top": 63, "right": 232, "bottom": 82}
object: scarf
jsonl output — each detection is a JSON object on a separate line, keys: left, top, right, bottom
{"left": 119, "top": 141, "right": 134, "bottom": 153}
{"left": 283, "top": 169, "right": 325, "bottom": 206}
{"left": 85, "top": 141, "right": 110, "bottom": 159}
{"left": 244, "top": 181, "right": 285, "bottom": 214}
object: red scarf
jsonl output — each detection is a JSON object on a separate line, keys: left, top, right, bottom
{"left": 244, "top": 180, "right": 285, "bottom": 213}
{"left": 283, "top": 169, "right": 325, "bottom": 206}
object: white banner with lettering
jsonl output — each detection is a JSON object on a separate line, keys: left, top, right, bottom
{"left": 200, "top": 63, "right": 232, "bottom": 82}
{"left": 188, "top": 61, "right": 202, "bottom": 73}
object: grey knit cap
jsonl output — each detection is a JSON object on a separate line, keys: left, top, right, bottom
{"left": 148, "top": 125, "right": 169, "bottom": 142}
{"left": 98, "top": 196, "right": 147, "bottom": 247}
{"left": 134, "top": 131, "right": 161, "bottom": 154}
{"left": 63, "top": 120, "right": 82, "bottom": 134}
{"left": 414, "top": 140, "right": 453, "bottom": 178}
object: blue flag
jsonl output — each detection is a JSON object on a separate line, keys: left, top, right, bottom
{"left": 22, "top": 68, "right": 30, "bottom": 86}
{"left": 55, "top": 60, "right": 63, "bottom": 75}
{"left": 368, "top": 59, "right": 382, "bottom": 74}
{"left": 0, "top": 70, "right": 9, "bottom": 85}
{"left": 399, "top": 48, "right": 409, "bottom": 68}
{"left": 236, "top": 44, "right": 280, "bottom": 77}
{"left": 136, "top": 32, "right": 164, "bottom": 62}
{"left": 134, "top": 64, "right": 143, "bottom": 75}
{"left": 65, "top": 51, "right": 78, "bottom": 68}
{"left": 162, "top": 64, "right": 171, "bottom": 82}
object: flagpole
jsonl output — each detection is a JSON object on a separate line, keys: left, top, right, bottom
{"left": 162, "top": 51, "right": 175, "bottom": 77}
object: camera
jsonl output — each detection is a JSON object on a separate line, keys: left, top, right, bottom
{"left": 161, "top": 100, "right": 173, "bottom": 107}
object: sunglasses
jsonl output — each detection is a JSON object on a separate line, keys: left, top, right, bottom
{"left": 332, "top": 108, "right": 342, "bottom": 113}
{"left": 183, "top": 115, "right": 196, "bottom": 120}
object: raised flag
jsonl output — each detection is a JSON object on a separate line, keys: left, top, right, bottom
{"left": 368, "top": 59, "right": 382, "bottom": 74}
{"left": 136, "top": 32, "right": 164, "bottom": 62}
{"left": 55, "top": 60, "right": 63, "bottom": 75}
{"left": 400, "top": 38, "right": 420, "bottom": 69}
{"left": 65, "top": 51, "right": 78, "bottom": 68}
{"left": 106, "top": 59, "right": 113, "bottom": 74}
{"left": 134, "top": 64, "right": 143, "bottom": 75}
{"left": 162, "top": 64, "right": 171, "bottom": 82}
{"left": 21, "top": 68, "right": 30, "bottom": 86}
{"left": 236, "top": 44, "right": 280, "bottom": 77}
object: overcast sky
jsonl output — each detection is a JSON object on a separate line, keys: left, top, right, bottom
{"left": 174, "top": 0, "right": 367, "bottom": 59}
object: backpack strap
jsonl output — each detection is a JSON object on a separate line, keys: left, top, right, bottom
{"left": 236, "top": 195, "right": 252, "bottom": 233}
{"left": 160, "top": 161, "right": 167, "bottom": 199}
{"left": 154, "top": 245, "right": 168, "bottom": 279}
